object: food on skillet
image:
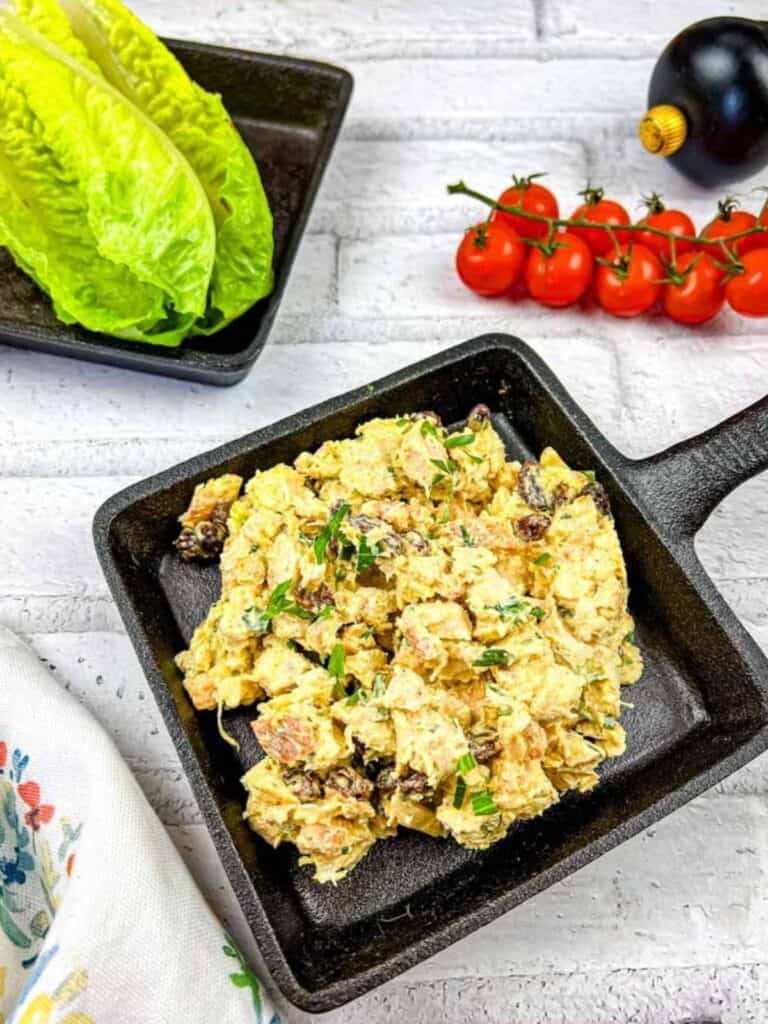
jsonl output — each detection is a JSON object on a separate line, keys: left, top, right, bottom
{"left": 0, "top": 0, "right": 273, "bottom": 345}
{"left": 175, "top": 408, "right": 643, "bottom": 883}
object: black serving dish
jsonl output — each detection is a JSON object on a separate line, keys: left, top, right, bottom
{"left": 94, "top": 335, "right": 768, "bottom": 1011}
{"left": 0, "top": 40, "right": 351, "bottom": 386}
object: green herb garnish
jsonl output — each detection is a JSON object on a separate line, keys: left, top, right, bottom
{"left": 454, "top": 776, "right": 467, "bottom": 809}
{"left": 460, "top": 525, "right": 475, "bottom": 547}
{"left": 445, "top": 433, "right": 476, "bottom": 449}
{"left": 471, "top": 790, "right": 499, "bottom": 816}
{"left": 327, "top": 642, "right": 345, "bottom": 679}
{"left": 431, "top": 472, "right": 446, "bottom": 488}
{"left": 360, "top": 627, "right": 374, "bottom": 640}
{"left": 533, "top": 552, "right": 552, "bottom": 566}
{"left": 582, "top": 470, "right": 596, "bottom": 483}
{"left": 420, "top": 420, "right": 439, "bottom": 438}
{"left": 345, "top": 689, "right": 362, "bottom": 706}
{"left": 624, "top": 630, "right": 635, "bottom": 645}
{"left": 457, "top": 752, "right": 478, "bottom": 775}
{"left": 473, "top": 649, "right": 510, "bottom": 667}
{"left": 465, "top": 451, "right": 484, "bottom": 464}
{"left": 356, "top": 535, "right": 383, "bottom": 574}
{"left": 430, "top": 457, "right": 458, "bottom": 475}
{"left": 242, "top": 580, "right": 320, "bottom": 633}
{"left": 314, "top": 502, "right": 351, "bottom": 564}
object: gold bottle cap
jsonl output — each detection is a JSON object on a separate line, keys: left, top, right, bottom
{"left": 638, "top": 104, "right": 688, "bottom": 157}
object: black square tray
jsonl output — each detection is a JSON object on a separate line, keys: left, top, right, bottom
{"left": 0, "top": 40, "right": 351, "bottom": 385}
{"left": 94, "top": 335, "right": 768, "bottom": 1010}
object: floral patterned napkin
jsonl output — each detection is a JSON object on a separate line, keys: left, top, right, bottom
{"left": 0, "top": 626, "right": 280, "bottom": 1024}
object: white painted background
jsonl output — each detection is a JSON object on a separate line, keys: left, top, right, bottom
{"left": 2, "top": 2, "right": 768, "bottom": 1021}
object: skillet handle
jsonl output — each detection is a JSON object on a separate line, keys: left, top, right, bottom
{"left": 628, "top": 394, "right": 768, "bottom": 539}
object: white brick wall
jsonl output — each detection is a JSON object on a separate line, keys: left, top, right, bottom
{"left": 2, "top": 3, "right": 768, "bottom": 1021}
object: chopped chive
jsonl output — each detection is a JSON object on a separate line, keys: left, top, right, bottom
{"left": 453, "top": 775, "right": 467, "bottom": 809}
{"left": 460, "top": 525, "right": 475, "bottom": 547}
{"left": 457, "top": 752, "right": 478, "bottom": 775}
{"left": 445, "top": 433, "right": 476, "bottom": 449}
{"left": 471, "top": 790, "right": 499, "bottom": 816}
{"left": 314, "top": 503, "right": 351, "bottom": 564}
{"left": 533, "top": 552, "right": 552, "bottom": 566}
{"left": 473, "top": 648, "right": 510, "bottom": 667}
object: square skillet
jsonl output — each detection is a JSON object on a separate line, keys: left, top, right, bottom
{"left": 0, "top": 41, "right": 352, "bottom": 386}
{"left": 94, "top": 335, "right": 768, "bottom": 1011}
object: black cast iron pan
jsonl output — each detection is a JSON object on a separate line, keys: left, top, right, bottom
{"left": 93, "top": 334, "right": 768, "bottom": 1011}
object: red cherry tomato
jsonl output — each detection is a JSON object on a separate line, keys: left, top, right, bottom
{"left": 701, "top": 200, "right": 761, "bottom": 258}
{"left": 455, "top": 222, "right": 524, "bottom": 296}
{"left": 594, "top": 244, "right": 662, "bottom": 318}
{"left": 636, "top": 194, "right": 696, "bottom": 262}
{"left": 493, "top": 174, "right": 559, "bottom": 241}
{"left": 662, "top": 252, "right": 725, "bottom": 325}
{"left": 524, "top": 231, "right": 594, "bottom": 307}
{"left": 725, "top": 249, "right": 768, "bottom": 316}
{"left": 569, "top": 188, "right": 630, "bottom": 257}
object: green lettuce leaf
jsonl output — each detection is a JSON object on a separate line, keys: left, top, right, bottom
{"left": 0, "top": 57, "right": 189, "bottom": 343}
{"left": 0, "top": 12, "right": 216, "bottom": 325}
{"left": 16, "top": 0, "right": 275, "bottom": 333}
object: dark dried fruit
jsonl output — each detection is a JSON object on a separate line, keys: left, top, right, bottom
{"left": 175, "top": 519, "right": 228, "bottom": 561}
{"left": 580, "top": 482, "right": 612, "bottom": 518}
{"left": 403, "top": 530, "right": 430, "bottom": 553}
{"left": 282, "top": 768, "right": 324, "bottom": 802}
{"left": 374, "top": 766, "right": 399, "bottom": 799}
{"left": 518, "top": 460, "right": 551, "bottom": 512}
{"left": 467, "top": 403, "right": 491, "bottom": 430}
{"left": 293, "top": 583, "right": 334, "bottom": 614}
{"left": 348, "top": 515, "right": 404, "bottom": 556}
{"left": 398, "top": 770, "right": 434, "bottom": 800}
{"left": 469, "top": 728, "right": 500, "bottom": 764}
{"left": 326, "top": 766, "right": 374, "bottom": 801}
{"left": 514, "top": 513, "right": 551, "bottom": 542}
{"left": 552, "top": 482, "right": 572, "bottom": 509}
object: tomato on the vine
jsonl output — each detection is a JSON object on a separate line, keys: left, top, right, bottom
{"left": 662, "top": 252, "right": 725, "bottom": 325}
{"left": 701, "top": 199, "right": 763, "bottom": 257}
{"left": 569, "top": 187, "right": 630, "bottom": 257}
{"left": 594, "top": 243, "right": 662, "bottom": 318}
{"left": 493, "top": 174, "right": 559, "bottom": 241}
{"left": 455, "top": 221, "right": 524, "bottom": 296}
{"left": 524, "top": 231, "right": 593, "bottom": 307}
{"left": 636, "top": 193, "right": 695, "bottom": 262}
{"left": 725, "top": 249, "right": 768, "bottom": 316}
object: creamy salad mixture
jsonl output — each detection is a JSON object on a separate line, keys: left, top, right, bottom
{"left": 176, "top": 407, "right": 642, "bottom": 882}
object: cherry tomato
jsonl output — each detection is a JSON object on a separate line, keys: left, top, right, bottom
{"left": 701, "top": 200, "right": 762, "bottom": 258}
{"left": 636, "top": 193, "right": 696, "bottom": 262}
{"left": 524, "top": 231, "right": 594, "bottom": 307}
{"left": 455, "top": 222, "right": 524, "bottom": 296}
{"left": 569, "top": 187, "right": 630, "bottom": 257}
{"left": 594, "top": 244, "right": 662, "bottom": 318}
{"left": 493, "top": 174, "right": 559, "bottom": 241}
{"left": 725, "top": 249, "right": 768, "bottom": 316}
{"left": 662, "top": 252, "right": 725, "bottom": 325}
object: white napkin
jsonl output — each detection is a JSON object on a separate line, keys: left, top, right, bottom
{"left": 0, "top": 626, "right": 280, "bottom": 1024}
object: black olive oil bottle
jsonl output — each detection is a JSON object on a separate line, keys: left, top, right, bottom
{"left": 639, "top": 17, "right": 768, "bottom": 187}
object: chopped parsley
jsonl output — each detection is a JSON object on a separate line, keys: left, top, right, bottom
{"left": 315, "top": 604, "right": 335, "bottom": 620}
{"left": 356, "top": 535, "right": 383, "bottom": 574}
{"left": 494, "top": 597, "right": 544, "bottom": 624}
{"left": 533, "top": 552, "right": 552, "bottom": 566}
{"left": 624, "top": 630, "right": 635, "bottom": 645}
{"left": 420, "top": 420, "right": 440, "bottom": 439}
{"left": 327, "top": 642, "right": 346, "bottom": 699}
{"left": 460, "top": 525, "right": 475, "bottom": 547}
{"left": 582, "top": 470, "right": 596, "bottom": 483}
{"left": 430, "top": 457, "right": 458, "bottom": 476}
{"left": 396, "top": 417, "right": 411, "bottom": 429}
{"left": 314, "top": 503, "right": 351, "bottom": 564}
{"left": 445, "top": 432, "right": 476, "bottom": 449}
{"left": 473, "top": 648, "right": 511, "bottom": 667}
{"left": 341, "top": 845, "right": 350, "bottom": 855}
{"left": 453, "top": 775, "right": 467, "bottom": 809}
{"left": 242, "top": 579, "right": 305, "bottom": 634}
{"left": 471, "top": 790, "right": 499, "bottom": 816}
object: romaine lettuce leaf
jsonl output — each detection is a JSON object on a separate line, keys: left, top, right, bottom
{"left": 15, "top": 0, "right": 274, "bottom": 333}
{"left": 0, "top": 13, "right": 216, "bottom": 324}
{"left": 0, "top": 61, "right": 190, "bottom": 344}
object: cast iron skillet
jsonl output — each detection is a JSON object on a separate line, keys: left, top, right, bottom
{"left": 0, "top": 41, "right": 352, "bottom": 386}
{"left": 93, "top": 335, "right": 768, "bottom": 1012}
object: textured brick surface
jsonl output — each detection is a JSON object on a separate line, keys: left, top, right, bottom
{"left": 1, "top": 2, "right": 767, "bottom": 1020}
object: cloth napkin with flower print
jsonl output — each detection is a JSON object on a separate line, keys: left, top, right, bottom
{"left": 0, "top": 626, "right": 280, "bottom": 1024}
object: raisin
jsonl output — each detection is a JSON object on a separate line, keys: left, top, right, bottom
{"left": 580, "top": 482, "right": 612, "bottom": 518}
{"left": 325, "top": 766, "right": 374, "bottom": 801}
{"left": 518, "top": 461, "right": 551, "bottom": 512}
{"left": 282, "top": 769, "right": 324, "bottom": 802}
{"left": 515, "top": 513, "right": 551, "bottom": 542}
